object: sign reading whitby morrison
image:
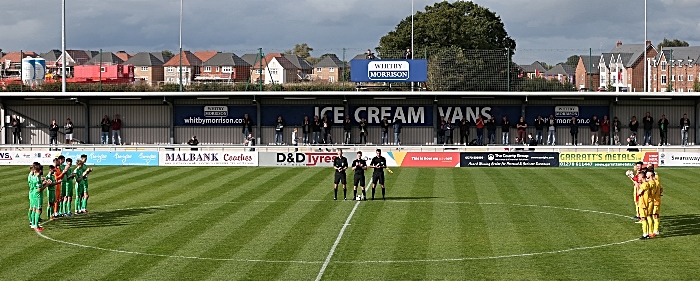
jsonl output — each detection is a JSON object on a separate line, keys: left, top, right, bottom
{"left": 350, "top": 60, "right": 428, "bottom": 83}
{"left": 174, "top": 105, "right": 257, "bottom": 126}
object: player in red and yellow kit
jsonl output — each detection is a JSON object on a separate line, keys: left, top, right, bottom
{"left": 636, "top": 172, "right": 653, "bottom": 240}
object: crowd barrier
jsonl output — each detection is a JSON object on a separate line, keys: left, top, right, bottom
{"left": 1, "top": 145, "right": 698, "bottom": 168}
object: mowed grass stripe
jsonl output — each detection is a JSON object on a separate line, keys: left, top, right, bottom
{"left": 425, "top": 168, "right": 464, "bottom": 279}
{"left": 453, "top": 169, "right": 491, "bottom": 264}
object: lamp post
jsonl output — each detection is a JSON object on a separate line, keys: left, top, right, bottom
{"left": 643, "top": 0, "right": 647, "bottom": 92}
{"left": 61, "top": 0, "right": 66, "bottom": 93}
{"left": 179, "top": 0, "right": 183, "bottom": 92}
{"left": 411, "top": 0, "right": 414, "bottom": 92}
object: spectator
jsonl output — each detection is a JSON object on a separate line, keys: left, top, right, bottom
{"left": 546, "top": 114, "right": 556, "bottom": 145}
{"left": 343, "top": 115, "right": 352, "bottom": 144}
{"left": 629, "top": 116, "right": 639, "bottom": 142}
{"left": 657, "top": 114, "right": 669, "bottom": 146}
{"left": 274, "top": 115, "right": 285, "bottom": 145}
{"left": 100, "top": 115, "right": 111, "bottom": 144}
{"left": 459, "top": 118, "right": 470, "bottom": 145}
{"left": 302, "top": 116, "right": 310, "bottom": 145}
{"left": 245, "top": 133, "right": 255, "bottom": 151}
{"left": 112, "top": 114, "right": 122, "bottom": 145}
{"left": 601, "top": 116, "right": 610, "bottom": 145}
{"left": 437, "top": 116, "right": 446, "bottom": 145}
{"left": 393, "top": 117, "right": 402, "bottom": 145}
{"left": 365, "top": 49, "right": 376, "bottom": 60}
{"left": 312, "top": 115, "right": 321, "bottom": 144}
{"left": 612, "top": 117, "right": 622, "bottom": 145}
{"left": 11, "top": 114, "right": 21, "bottom": 144}
{"left": 444, "top": 118, "right": 453, "bottom": 145}
{"left": 681, "top": 113, "right": 690, "bottom": 146}
{"left": 627, "top": 132, "right": 638, "bottom": 146}
{"left": 381, "top": 117, "right": 390, "bottom": 145}
{"left": 570, "top": 116, "right": 579, "bottom": 145}
{"left": 590, "top": 115, "right": 600, "bottom": 145}
{"left": 292, "top": 128, "right": 300, "bottom": 151}
{"left": 49, "top": 119, "right": 59, "bottom": 146}
{"left": 476, "top": 115, "right": 485, "bottom": 145}
{"left": 64, "top": 118, "right": 74, "bottom": 144}
{"left": 487, "top": 116, "right": 497, "bottom": 145}
{"left": 501, "top": 116, "right": 511, "bottom": 145}
{"left": 242, "top": 114, "right": 253, "bottom": 140}
{"left": 516, "top": 116, "right": 527, "bottom": 145}
{"left": 323, "top": 114, "right": 333, "bottom": 144}
{"left": 528, "top": 133, "right": 538, "bottom": 146}
{"left": 642, "top": 112, "right": 654, "bottom": 145}
{"left": 359, "top": 118, "right": 368, "bottom": 144}
{"left": 404, "top": 48, "right": 412, "bottom": 60}
{"left": 187, "top": 135, "right": 199, "bottom": 151}
{"left": 534, "top": 115, "right": 546, "bottom": 144}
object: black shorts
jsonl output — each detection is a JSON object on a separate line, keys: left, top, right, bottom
{"left": 371, "top": 173, "right": 385, "bottom": 185}
{"left": 353, "top": 175, "right": 366, "bottom": 187}
{"left": 334, "top": 173, "right": 347, "bottom": 185}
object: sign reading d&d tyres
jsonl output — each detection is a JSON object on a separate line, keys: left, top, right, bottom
{"left": 460, "top": 152, "right": 559, "bottom": 167}
{"left": 559, "top": 152, "right": 658, "bottom": 167}
{"left": 159, "top": 152, "right": 257, "bottom": 166}
{"left": 259, "top": 152, "right": 337, "bottom": 167}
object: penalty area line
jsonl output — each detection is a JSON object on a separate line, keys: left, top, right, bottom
{"left": 315, "top": 200, "right": 361, "bottom": 281}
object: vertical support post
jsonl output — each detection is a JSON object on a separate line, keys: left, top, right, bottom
{"left": 61, "top": 0, "right": 66, "bottom": 93}
{"left": 256, "top": 97, "right": 261, "bottom": 146}
{"left": 342, "top": 48, "right": 346, "bottom": 91}
{"left": 20, "top": 50, "right": 23, "bottom": 92}
{"left": 178, "top": 0, "right": 183, "bottom": 92}
{"left": 99, "top": 49, "right": 103, "bottom": 92}
{"left": 669, "top": 50, "right": 674, "bottom": 92}
{"left": 258, "top": 48, "right": 264, "bottom": 91}
{"left": 589, "top": 48, "right": 593, "bottom": 91}
{"left": 507, "top": 47, "right": 511, "bottom": 92}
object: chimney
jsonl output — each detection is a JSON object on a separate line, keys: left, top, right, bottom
{"left": 616, "top": 41, "right": 623, "bottom": 47}
{"left": 645, "top": 40, "right": 651, "bottom": 46}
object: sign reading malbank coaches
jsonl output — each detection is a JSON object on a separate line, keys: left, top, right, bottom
{"left": 559, "top": 152, "right": 658, "bottom": 167}
{"left": 59, "top": 151, "right": 159, "bottom": 166}
{"left": 159, "top": 151, "right": 257, "bottom": 166}
{"left": 460, "top": 152, "right": 559, "bottom": 167}
{"left": 350, "top": 59, "right": 428, "bottom": 82}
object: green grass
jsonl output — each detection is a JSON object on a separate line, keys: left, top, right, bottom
{"left": 1, "top": 166, "right": 699, "bottom": 280}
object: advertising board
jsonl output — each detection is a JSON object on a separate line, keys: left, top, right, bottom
{"left": 559, "top": 152, "right": 658, "bottom": 167}
{"left": 174, "top": 105, "right": 257, "bottom": 126}
{"left": 350, "top": 59, "right": 428, "bottom": 83}
{"left": 460, "top": 152, "right": 559, "bottom": 167}
{"left": 158, "top": 152, "right": 257, "bottom": 166}
{"left": 524, "top": 106, "right": 610, "bottom": 126}
{"left": 0, "top": 151, "right": 59, "bottom": 166}
{"left": 259, "top": 152, "right": 338, "bottom": 167}
{"left": 383, "top": 152, "right": 460, "bottom": 167}
{"left": 658, "top": 152, "right": 700, "bottom": 167}
{"left": 59, "top": 151, "right": 159, "bottom": 166}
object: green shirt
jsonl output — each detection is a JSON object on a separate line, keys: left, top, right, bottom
{"left": 74, "top": 166, "right": 87, "bottom": 185}
{"left": 45, "top": 174, "right": 56, "bottom": 191}
{"left": 28, "top": 174, "right": 40, "bottom": 194}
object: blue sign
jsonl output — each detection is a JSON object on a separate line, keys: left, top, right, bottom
{"left": 350, "top": 59, "right": 428, "bottom": 83}
{"left": 59, "top": 151, "right": 159, "bottom": 166}
{"left": 262, "top": 105, "right": 434, "bottom": 126}
{"left": 524, "top": 106, "right": 610, "bottom": 126}
{"left": 174, "top": 106, "right": 257, "bottom": 126}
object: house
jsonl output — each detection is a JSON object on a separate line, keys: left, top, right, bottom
{"left": 649, "top": 46, "right": 700, "bottom": 92}
{"left": 114, "top": 51, "right": 132, "bottom": 62}
{"left": 197, "top": 52, "right": 251, "bottom": 82}
{"left": 0, "top": 51, "right": 39, "bottom": 77}
{"left": 85, "top": 52, "right": 125, "bottom": 65}
{"left": 126, "top": 52, "right": 168, "bottom": 85}
{"left": 518, "top": 61, "right": 547, "bottom": 79}
{"left": 240, "top": 54, "right": 259, "bottom": 66}
{"left": 52, "top": 50, "right": 98, "bottom": 78}
{"left": 544, "top": 63, "right": 576, "bottom": 84}
{"left": 283, "top": 54, "right": 313, "bottom": 81}
{"left": 598, "top": 40, "right": 657, "bottom": 92}
{"left": 249, "top": 53, "right": 299, "bottom": 84}
{"left": 575, "top": 55, "right": 601, "bottom": 91}
{"left": 194, "top": 51, "right": 219, "bottom": 64}
{"left": 312, "top": 54, "right": 346, "bottom": 83}
{"left": 163, "top": 51, "right": 203, "bottom": 85}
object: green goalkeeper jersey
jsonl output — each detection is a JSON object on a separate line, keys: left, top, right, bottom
{"left": 74, "top": 166, "right": 88, "bottom": 185}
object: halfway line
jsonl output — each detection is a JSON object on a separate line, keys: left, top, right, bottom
{"left": 315, "top": 200, "right": 361, "bottom": 281}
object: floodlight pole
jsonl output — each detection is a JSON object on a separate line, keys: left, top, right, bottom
{"left": 179, "top": 0, "right": 183, "bottom": 92}
{"left": 643, "top": 0, "right": 647, "bottom": 92}
{"left": 61, "top": 0, "right": 66, "bottom": 93}
{"left": 411, "top": 0, "right": 414, "bottom": 92}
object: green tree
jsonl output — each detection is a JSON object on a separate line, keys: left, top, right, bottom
{"left": 564, "top": 55, "right": 580, "bottom": 67}
{"left": 162, "top": 50, "right": 175, "bottom": 58}
{"left": 291, "top": 43, "right": 313, "bottom": 59}
{"left": 658, "top": 38, "right": 689, "bottom": 49}
{"left": 694, "top": 78, "right": 700, "bottom": 93}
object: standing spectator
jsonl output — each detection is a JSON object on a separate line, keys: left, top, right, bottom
{"left": 100, "top": 115, "right": 111, "bottom": 144}
{"left": 658, "top": 114, "right": 669, "bottom": 146}
{"left": 629, "top": 116, "right": 639, "bottom": 141}
{"left": 244, "top": 133, "right": 255, "bottom": 151}
{"left": 343, "top": 115, "right": 352, "bottom": 144}
{"left": 444, "top": 118, "right": 453, "bottom": 145}
{"left": 642, "top": 112, "right": 654, "bottom": 145}
{"left": 302, "top": 116, "right": 310, "bottom": 145}
{"left": 681, "top": 113, "right": 690, "bottom": 146}
{"left": 274, "top": 115, "right": 285, "bottom": 145}
{"left": 570, "top": 116, "right": 579, "bottom": 145}
{"left": 404, "top": 48, "right": 412, "bottom": 60}
{"left": 10, "top": 114, "right": 21, "bottom": 144}
{"left": 393, "top": 117, "right": 402, "bottom": 145}
{"left": 380, "top": 117, "right": 390, "bottom": 145}
{"left": 486, "top": 116, "right": 497, "bottom": 145}
{"left": 242, "top": 114, "right": 253, "bottom": 140}
{"left": 475, "top": 115, "right": 485, "bottom": 145}
{"left": 49, "top": 119, "right": 59, "bottom": 146}
{"left": 187, "top": 135, "right": 199, "bottom": 151}
{"left": 292, "top": 128, "right": 300, "bottom": 151}
{"left": 627, "top": 133, "right": 638, "bottom": 146}
{"left": 459, "top": 118, "right": 470, "bottom": 145}
{"left": 590, "top": 115, "right": 600, "bottom": 145}
{"left": 359, "top": 118, "right": 368, "bottom": 144}
{"left": 501, "top": 116, "right": 511, "bottom": 145}
{"left": 323, "top": 114, "right": 333, "bottom": 144}
{"left": 437, "top": 116, "right": 446, "bottom": 145}
{"left": 516, "top": 116, "right": 527, "bottom": 145}
{"left": 534, "top": 115, "right": 546, "bottom": 144}
{"left": 112, "top": 114, "right": 122, "bottom": 145}
{"left": 64, "top": 118, "right": 74, "bottom": 144}
{"left": 365, "top": 49, "right": 376, "bottom": 60}
{"left": 312, "top": 115, "right": 321, "bottom": 144}
{"left": 612, "top": 117, "right": 622, "bottom": 145}
{"left": 601, "top": 115, "right": 610, "bottom": 145}
{"left": 546, "top": 114, "right": 556, "bottom": 145}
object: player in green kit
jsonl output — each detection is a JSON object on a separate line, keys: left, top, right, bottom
{"left": 62, "top": 158, "right": 75, "bottom": 216}
{"left": 28, "top": 163, "right": 50, "bottom": 231}
{"left": 74, "top": 158, "right": 93, "bottom": 214}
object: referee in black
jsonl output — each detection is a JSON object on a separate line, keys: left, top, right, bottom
{"left": 333, "top": 149, "right": 349, "bottom": 200}
{"left": 369, "top": 149, "right": 387, "bottom": 200}
{"left": 352, "top": 151, "right": 368, "bottom": 200}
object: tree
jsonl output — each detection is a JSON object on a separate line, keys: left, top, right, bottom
{"left": 291, "top": 43, "right": 313, "bottom": 59}
{"left": 658, "top": 38, "right": 689, "bottom": 49}
{"left": 162, "top": 50, "right": 175, "bottom": 58}
{"left": 694, "top": 78, "right": 700, "bottom": 93}
{"left": 564, "top": 55, "right": 580, "bottom": 67}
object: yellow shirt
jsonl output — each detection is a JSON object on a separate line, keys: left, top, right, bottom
{"left": 653, "top": 179, "right": 662, "bottom": 204}
{"left": 637, "top": 182, "right": 651, "bottom": 208}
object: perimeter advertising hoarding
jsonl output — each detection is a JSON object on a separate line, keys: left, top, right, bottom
{"left": 350, "top": 59, "right": 428, "bottom": 83}
{"left": 258, "top": 152, "right": 338, "bottom": 167}
{"left": 158, "top": 152, "right": 257, "bottom": 166}
{"left": 460, "top": 152, "right": 559, "bottom": 167}
{"left": 383, "top": 152, "right": 461, "bottom": 167}
{"left": 524, "top": 106, "right": 610, "bottom": 126}
{"left": 559, "top": 152, "right": 658, "bottom": 167}
{"left": 174, "top": 106, "right": 257, "bottom": 126}
{"left": 59, "top": 151, "right": 159, "bottom": 166}
{"left": 658, "top": 152, "right": 700, "bottom": 167}
{"left": 0, "top": 151, "right": 59, "bottom": 166}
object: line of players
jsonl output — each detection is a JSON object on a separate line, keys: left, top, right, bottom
{"left": 628, "top": 161, "right": 662, "bottom": 240}
{"left": 27, "top": 155, "right": 93, "bottom": 231}
{"left": 332, "top": 149, "right": 388, "bottom": 201}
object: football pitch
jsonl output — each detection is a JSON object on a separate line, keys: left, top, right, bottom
{"left": 1, "top": 166, "right": 699, "bottom": 280}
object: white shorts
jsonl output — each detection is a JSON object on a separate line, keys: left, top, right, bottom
{"left": 65, "top": 133, "right": 73, "bottom": 140}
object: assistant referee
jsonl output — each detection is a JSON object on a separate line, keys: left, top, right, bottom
{"left": 333, "top": 149, "right": 349, "bottom": 200}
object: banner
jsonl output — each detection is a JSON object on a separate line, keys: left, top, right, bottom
{"left": 174, "top": 105, "right": 257, "bottom": 126}
{"left": 658, "top": 152, "right": 700, "bottom": 167}
{"left": 259, "top": 152, "right": 338, "bottom": 167}
{"left": 159, "top": 151, "right": 257, "bottom": 166}
{"left": 384, "top": 152, "right": 460, "bottom": 167}
{"left": 59, "top": 151, "right": 159, "bottom": 166}
{"left": 524, "top": 106, "right": 610, "bottom": 126}
{"left": 437, "top": 106, "right": 521, "bottom": 124}
{"left": 559, "top": 152, "right": 658, "bottom": 167}
{"left": 0, "top": 151, "right": 59, "bottom": 166}
{"left": 460, "top": 152, "right": 559, "bottom": 167}
{"left": 350, "top": 59, "right": 428, "bottom": 83}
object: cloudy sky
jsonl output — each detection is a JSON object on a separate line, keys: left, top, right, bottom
{"left": 1, "top": 0, "right": 699, "bottom": 64}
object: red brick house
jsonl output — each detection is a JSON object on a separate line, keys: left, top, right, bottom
{"left": 198, "top": 52, "right": 252, "bottom": 83}
{"left": 649, "top": 46, "right": 700, "bottom": 92}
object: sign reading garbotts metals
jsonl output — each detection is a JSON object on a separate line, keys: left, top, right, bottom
{"left": 350, "top": 59, "right": 427, "bottom": 83}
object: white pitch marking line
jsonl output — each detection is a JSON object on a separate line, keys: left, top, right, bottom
{"left": 315, "top": 200, "right": 361, "bottom": 281}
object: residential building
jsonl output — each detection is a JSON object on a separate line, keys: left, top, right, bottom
{"left": 283, "top": 54, "right": 313, "bottom": 81}
{"left": 649, "top": 46, "right": 700, "bottom": 92}
{"left": 126, "top": 52, "right": 168, "bottom": 85}
{"left": 85, "top": 52, "right": 125, "bottom": 65}
{"left": 0, "top": 51, "right": 39, "bottom": 77}
{"left": 519, "top": 61, "right": 547, "bottom": 79}
{"left": 163, "top": 51, "right": 203, "bottom": 85}
{"left": 598, "top": 40, "right": 657, "bottom": 92}
{"left": 240, "top": 54, "right": 259, "bottom": 66}
{"left": 194, "top": 51, "right": 219, "bottom": 64}
{"left": 544, "top": 63, "right": 576, "bottom": 85}
{"left": 312, "top": 54, "right": 346, "bottom": 83}
{"left": 198, "top": 52, "right": 251, "bottom": 82}
{"left": 576, "top": 55, "right": 601, "bottom": 91}
{"left": 114, "top": 51, "right": 133, "bottom": 62}
{"left": 52, "top": 50, "right": 99, "bottom": 78}
{"left": 249, "top": 53, "right": 299, "bottom": 84}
